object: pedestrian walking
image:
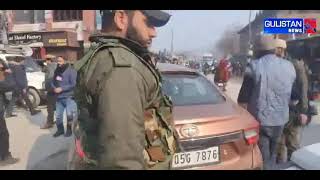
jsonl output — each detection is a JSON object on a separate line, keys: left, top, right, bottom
{"left": 214, "top": 55, "right": 232, "bottom": 91}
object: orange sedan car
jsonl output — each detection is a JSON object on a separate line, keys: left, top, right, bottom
{"left": 158, "top": 63, "right": 263, "bottom": 170}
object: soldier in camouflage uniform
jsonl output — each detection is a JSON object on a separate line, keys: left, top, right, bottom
{"left": 67, "top": 10, "right": 179, "bottom": 170}
{"left": 277, "top": 43, "right": 310, "bottom": 163}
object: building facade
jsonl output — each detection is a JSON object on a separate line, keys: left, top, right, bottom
{"left": 6, "top": 10, "right": 97, "bottom": 61}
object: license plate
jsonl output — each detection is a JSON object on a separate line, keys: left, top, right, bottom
{"left": 171, "top": 146, "right": 220, "bottom": 169}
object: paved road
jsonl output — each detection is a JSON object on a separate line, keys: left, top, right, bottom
{"left": 0, "top": 106, "right": 71, "bottom": 170}
{"left": 1, "top": 74, "right": 320, "bottom": 170}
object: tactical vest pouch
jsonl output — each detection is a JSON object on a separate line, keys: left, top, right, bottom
{"left": 146, "top": 146, "right": 166, "bottom": 162}
{"left": 143, "top": 92, "right": 180, "bottom": 168}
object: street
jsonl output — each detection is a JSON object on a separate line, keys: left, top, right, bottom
{"left": 0, "top": 107, "right": 72, "bottom": 170}
{"left": 1, "top": 75, "right": 320, "bottom": 170}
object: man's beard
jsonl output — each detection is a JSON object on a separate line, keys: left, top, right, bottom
{"left": 126, "top": 23, "right": 149, "bottom": 49}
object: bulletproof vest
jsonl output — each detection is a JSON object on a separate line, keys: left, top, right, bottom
{"left": 73, "top": 36, "right": 179, "bottom": 169}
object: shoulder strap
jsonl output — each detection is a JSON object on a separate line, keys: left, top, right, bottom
{"left": 74, "top": 38, "right": 124, "bottom": 72}
{"left": 99, "top": 38, "right": 162, "bottom": 107}
{"left": 75, "top": 37, "right": 161, "bottom": 107}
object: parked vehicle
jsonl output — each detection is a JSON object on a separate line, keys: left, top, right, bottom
{"left": 0, "top": 53, "right": 46, "bottom": 108}
{"left": 285, "top": 143, "right": 320, "bottom": 170}
{"left": 158, "top": 63, "right": 262, "bottom": 170}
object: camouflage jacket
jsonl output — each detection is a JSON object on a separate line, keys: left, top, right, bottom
{"left": 70, "top": 35, "right": 179, "bottom": 170}
{"left": 288, "top": 59, "right": 310, "bottom": 126}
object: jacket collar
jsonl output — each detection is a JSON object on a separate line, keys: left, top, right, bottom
{"left": 89, "top": 33, "right": 155, "bottom": 68}
{"left": 89, "top": 33, "right": 149, "bottom": 57}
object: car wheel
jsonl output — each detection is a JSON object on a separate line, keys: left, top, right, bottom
{"left": 28, "top": 88, "right": 41, "bottom": 108}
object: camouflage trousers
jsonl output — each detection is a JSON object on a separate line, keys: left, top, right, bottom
{"left": 277, "top": 113, "right": 304, "bottom": 163}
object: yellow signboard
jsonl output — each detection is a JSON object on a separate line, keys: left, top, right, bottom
{"left": 48, "top": 39, "right": 67, "bottom": 46}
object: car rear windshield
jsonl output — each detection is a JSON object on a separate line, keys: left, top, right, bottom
{"left": 162, "top": 73, "right": 225, "bottom": 106}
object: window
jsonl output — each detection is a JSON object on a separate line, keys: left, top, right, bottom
{"left": 14, "top": 10, "right": 45, "bottom": 24}
{"left": 53, "top": 10, "right": 83, "bottom": 22}
{"left": 162, "top": 74, "right": 225, "bottom": 106}
{"left": 34, "top": 10, "right": 45, "bottom": 23}
{"left": 14, "top": 10, "right": 34, "bottom": 24}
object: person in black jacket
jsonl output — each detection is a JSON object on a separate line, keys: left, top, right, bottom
{"left": 0, "top": 59, "right": 19, "bottom": 166}
{"left": 7, "top": 57, "right": 41, "bottom": 116}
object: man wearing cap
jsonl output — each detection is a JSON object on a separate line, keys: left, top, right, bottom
{"left": 277, "top": 41, "right": 311, "bottom": 164}
{"left": 237, "top": 36, "right": 296, "bottom": 170}
{"left": 68, "top": 10, "right": 179, "bottom": 170}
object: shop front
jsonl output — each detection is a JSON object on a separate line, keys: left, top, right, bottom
{"left": 8, "top": 31, "right": 82, "bottom": 61}
{"left": 42, "top": 31, "right": 81, "bottom": 61}
{"left": 8, "top": 32, "right": 46, "bottom": 59}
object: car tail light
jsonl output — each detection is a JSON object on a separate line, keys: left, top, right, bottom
{"left": 310, "top": 93, "right": 320, "bottom": 100}
{"left": 314, "top": 94, "right": 320, "bottom": 100}
{"left": 244, "top": 127, "right": 259, "bottom": 145}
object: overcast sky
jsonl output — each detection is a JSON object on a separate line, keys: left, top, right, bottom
{"left": 151, "top": 10, "right": 259, "bottom": 55}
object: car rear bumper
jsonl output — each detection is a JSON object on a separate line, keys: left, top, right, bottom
{"left": 183, "top": 144, "right": 263, "bottom": 170}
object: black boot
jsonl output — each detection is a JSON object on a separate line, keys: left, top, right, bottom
{"left": 53, "top": 124, "right": 64, "bottom": 138}
{"left": 64, "top": 123, "right": 72, "bottom": 137}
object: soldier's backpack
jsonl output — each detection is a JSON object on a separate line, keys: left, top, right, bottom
{"left": 72, "top": 37, "right": 179, "bottom": 169}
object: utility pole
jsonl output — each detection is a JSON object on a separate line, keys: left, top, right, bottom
{"left": 170, "top": 28, "right": 173, "bottom": 57}
{"left": 248, "top": 10, "right": 252, "bottom": 51}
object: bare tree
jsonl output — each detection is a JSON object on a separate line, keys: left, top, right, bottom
{"left": 213, "top": 23, "right": 244, "bottom": 58}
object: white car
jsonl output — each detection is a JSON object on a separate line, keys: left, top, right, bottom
{"left": 285, "top": 143, "right": 320, "bottom": 170}
{"left": 0, "top": 53, "right": 46, "bottom": 108}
